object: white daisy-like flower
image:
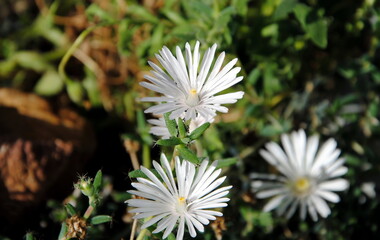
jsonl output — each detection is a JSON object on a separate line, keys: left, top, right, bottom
{"left": 140, "top": 41, "right": 244, "bottom": 121}
{"left": 147, "top": 115, "right": 214, "bottom": 139}
{"left": 251, "top": 129, "right": 349, "bottom": 221}
{"left": 126, "top": 154, "right": 232, "bottom": 240}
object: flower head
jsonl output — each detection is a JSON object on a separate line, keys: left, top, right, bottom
{"left": 251, "top": 129, "right": 349, "bottom": 221}
{"left": 147, "top": 115, "right": 214, "bottom": 139}
{"left": 126, "top": 154, "right": 231, "bottom": 240}
{"left": 140, "top": 41, "right": 244, "bottom": 121}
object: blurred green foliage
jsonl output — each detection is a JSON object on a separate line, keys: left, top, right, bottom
{"left": 1, "top": 0, "right": 380, "bottom": 239}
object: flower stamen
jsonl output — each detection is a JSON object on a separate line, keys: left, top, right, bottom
{"left": 175, "top": 197, "right": 188, "bottom": 214}
{"left": 293, "top": 177, "right": 311, "bottom": 196}
{"left": 185, "top": 89, "right": 200, "bottom": 107}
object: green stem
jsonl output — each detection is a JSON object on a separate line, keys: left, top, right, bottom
{"left": 83, "top": 205, "right": 94, "bottom": 220}
{"left": 142, "top": 143, "right": 151, "bottom": 168}
{"left": 136, "top": 228, "right": 149, "bottom": 240}
{"left": 58, "top": 26, "right": 97, "bottom": 82}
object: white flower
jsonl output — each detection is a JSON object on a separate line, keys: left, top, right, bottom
{"left": 126, "top": 154, "right": 232, "bottom": 240}
{"left": 251, "top": 129, "right": 349, "bottom": 221}
{"left": 140, "top": 41, "right": 244, "bottom": 121}
{"left": 147, "top": 115, "right": 214, "bottom": 139}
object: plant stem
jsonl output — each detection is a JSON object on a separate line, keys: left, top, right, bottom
{"left": 83, "top": 205, "right": 94, "bottom": 220}
{"left": 142, "top": 144, "right": 151, "bottom": 168}
{"left": 136, "top": 228, "right": 149, "bottom": 240}
{"left": 130, "top": 218, "right": 138, "bottom": 240}
{"left": 58, "top": 25, "right": 97, "bottom": 82}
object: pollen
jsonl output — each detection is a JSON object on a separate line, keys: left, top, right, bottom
{"left": 189, "top": 89, "right": 197, "bottom": 95}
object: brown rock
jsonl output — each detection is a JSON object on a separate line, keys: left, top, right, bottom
{"left": 0, "top": 88, "right": 95, "bottom": 220}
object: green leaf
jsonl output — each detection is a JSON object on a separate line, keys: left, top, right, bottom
{"left": 161, "top": 9, "right": 186, "bottom": 25}
{"left": 177, "top": 119, "right": 187, "bottom": 138}
{"left": 307, "top": 18, "right": 328, "bottom": 48}
{"left": 129, "top": 169, "right": 148, "bottom": 178}
{"left": 189, "top": 122, "right": 211, "bottom": 140}
{"left": 181, "top": 137, "right": 191, "bottom": 144}
{"left": 216, "top": 158, "right": 238, "bottom": 168}
{"left": 65, "top": 203, "right": 77, "bottom": 216}
{"left": 86, "top": 4, "right": 116, "bottom": 24}
{"left": 129, "top": 169, "right": 162, "bottom": 180}
{"left": 127, "top": 5, "right": 159, "bottom": 23}
{"left": 247, "top": 68, "right": 261, "bottom": 85}
{"left": 261, "top": 24, "right": 279, "bottom": 37}
{"left": 90, "top": 215, "right": 112, "bottom": 225}
{"left": 137, "top": 110, "right": 153, "bottom": 145}
{"left": 66, "top": 80, "right": 84, "bottom": 105}
{"left": 25, "top": 233, "right": 36, "bottom": 240}
{"left": 293, "top": 3, "right": 311, "bottom": 29}
{"left": 93, "top": 170, "right": 102, "bottom": 193}
{"left": 149, "top": 24, "right": 164, "bottom": 56}
{"left": 58, "top": 222, "right": 68, "bottom": 240}
{"left": 263, "top": 63, "right": 281, "bottom": 96}
{"left": 118, "top": 19, "right": 132, "bottom": 56}
{"left": 164, "top": 112, "right": 178, "bottom": 137}
{"left": 293, "top": 4, "right": 328, "bottom": 48}
{"left": 34, "top": 69, "right": 64, "bottom": 96}
{"left": 177, "top": 146, "right": 199, "bottom": 164}
{"left": 274, "top": 0, "right": 298, "bottom": 20}
{"left": 157, "top": 137, "right": 182, "bottom": 146}
{"left": 14, "top": 51, "right": 50, "bottom": 72}
{"left": 167, "top": 233, "right": 176, "bottom": 240}
{"left": 232, "top": 0, "right": 249, "bottom": 16}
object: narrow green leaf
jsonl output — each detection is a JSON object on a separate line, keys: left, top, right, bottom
{"left": 161, "top": 9, "right": 186, "bottom": 25}
{"left": 177, "top": 146, "right": 199, "bottom": 164}
{"left": 127, "top": 5, "right": 159, "bottom": 23}
{"left": 129, "top": 169, "right": 162, "bottom": 180}
{"left": 65, "top": 203, "right": 77, "bottom": 216}
{"left": 86, "top": 4, "right": 116, "bottom": 24}
{"left": 216, "top": 158, "right": 238, "bottom": 168}
{"left": 189, "top": 122, "right": 211, "bottom": 140}
{"left": 93, "top": 170, "right": 102, "bottom": 193}
{"left": 149, "top": 24, "right": 164, "bottom": 56}
{"left": 164, "top": 112, "right": 178, "bottom": 137}
{"left": 90, "top": 215, "right": 112, "bottom": 225}
{"left": 129, "top": 169, "right": 148, "bottom": 178}
{"left": 58, "top": 222, "right": 68, "bottom": 240}
{"left": 156, "top": 137, "right": 182, "bottom": 146}
{"left": 137, "top": 110, "right": 153, "bottom": 145}
{"left": 177, "top": 118, "right": 187, "bottom": 138}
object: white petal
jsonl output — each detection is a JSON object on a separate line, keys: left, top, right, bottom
{"left": 316, "top": 190, "right": 341, "bottom": 203}
{"left": 319, "top": 179, "right": 349, "bottom": 191}
{"left": 310, "top": 195, "right": 331, "bottom": 218}
{"left": 263, "top": 195, "right": 287, "bottom": 212}
{"left": 256, "top": 187, "right": 287, "bottom": 199}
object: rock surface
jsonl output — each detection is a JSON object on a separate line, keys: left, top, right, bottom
{"left": 0, "top": 88, "right": 95, "bottom": 221}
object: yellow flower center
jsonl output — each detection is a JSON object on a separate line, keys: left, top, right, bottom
{"left": 185, "top": 89, "right": 199, "bottom": 107}
{"left": 292, "top": 177, "right": 311, "bottom": 196}
{"left": 175, "top": 197, "right": 187, "bottom": 214}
